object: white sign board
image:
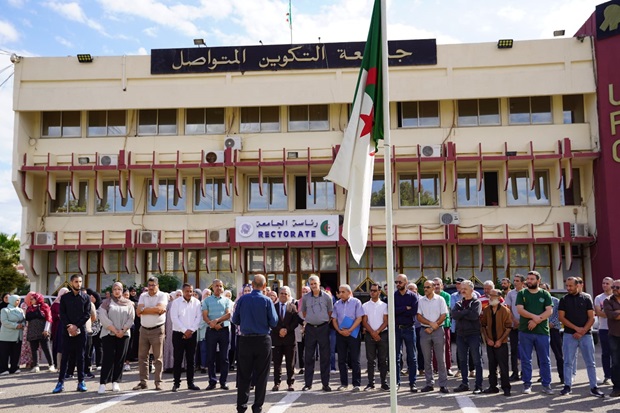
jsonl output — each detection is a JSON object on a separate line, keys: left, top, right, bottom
{"left": 236, "top": 215, "right": 339, "bottom": 243}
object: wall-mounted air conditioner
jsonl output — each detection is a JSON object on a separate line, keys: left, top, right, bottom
{"left": 224, "top": 136, "right": 243, "bottom": 151}
{"left": 205, "top": 150, "right": 225, "bottom": 164}
{"left": 139, "top": 230, "right": 158, "bottom": 244}
{"left": 209, "top": 229, "right": 228, "bottom": 242}
{"left": 98, "top": 154, "right": 118, "bottom": 166}
{"left": 34, "top": 232, "right": 55, "bottom": 246}
{"left": 420, "top": 144, "right": 442, "bottom": 158}
{"left": 439, "top": 212, "right": 460, "bottom": 225}
{"left": 570, "top": 223, "right": 588, "bottom": 237}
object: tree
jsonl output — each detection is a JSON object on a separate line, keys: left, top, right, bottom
{"left": 0, "top": 233, "right": 20, "bottom": 265}
{"left": 156, "top": 273, "right": 181, "bottom": 293}
{"left": 0, "top": 251, "right": 28, "bottom": 293}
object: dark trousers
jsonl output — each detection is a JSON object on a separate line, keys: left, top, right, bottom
{"left": 100, "top": 335, "right": 130, "bottom": 384}
{"left": 58, "top": 332, "right": 86, "bottom": 383}
{"left": 229, "top": 323, "right": 237, "bottom": 368}
{"left": 365, "top": 330, "right": 388, "bottom": 386}
{"left": 609, "top": 334, "right": 620, "bottom": 391}
{"left": 336, "top": 333, "right": 361, "bottom": 387}
{"left": 486, "top": 343, "right": 511, "bottom": 391}
{"left": 272, "top": 344, "right": 296, "bottom": 385}
{"left": 304, "top": 323, "right": 331, "bottom": 387}
{"left": 29, "top": 338, "right": 54, "bottom": 366}
{"left": 457, "top": 334, "right": 483, "bottom": 389}
{"left": 207, "top": 328, "right": 230, "bottom": 385}
{"left": 0, "top": 340, "right": 21, "bottom": 373}
{"left": 237, "top": 335, "right": 271, "bottom": 413}
{"left": 599, "top": 329, "right": 611, "bottom": 380}
{"left": 549, "top": 328, "right": 564, "bottom": 382}
{"left": 415, "top": 327, "right": 424, "bottom": 372}
{"left": 297, "top": 339, "right": 305, "bottom": 369}
{"left": 173, "top": 331, "right": 197, "bottom": 386}
{"left": 509, "top": 328, "right": 519, "bottom": 375}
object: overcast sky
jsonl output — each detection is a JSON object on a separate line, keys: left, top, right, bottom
{"left": 0, "top": 0, "right": 603, "bottom": 236}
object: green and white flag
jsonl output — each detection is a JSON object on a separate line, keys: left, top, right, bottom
{"left": 325, "top": 0, "right": 384, "bottom": 264}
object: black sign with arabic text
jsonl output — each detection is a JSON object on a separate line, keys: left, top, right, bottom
{"left": 150, "top": 39, "right": 436, "bottom": 75}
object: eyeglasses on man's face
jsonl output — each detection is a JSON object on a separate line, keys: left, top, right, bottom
{"left": 370, "top": 289, "right": 379, "bottom": 293}
{"left": 612, "top": 286, "right": 620, "bottom": 290}
{"left": 423, "top": 286, "right": 432, "bottom": 289}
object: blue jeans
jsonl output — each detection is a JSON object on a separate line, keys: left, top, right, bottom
{"left": 599, "top": 329, "right": 611, "bottom": 380}
{"left": 456, "top": 334, "right": 482, "bottom": 389}
{"left": 394, "top": 325, "right": 417, "bottom": 385}
{"left": 562, "top": 333, "right": 597, "bottom": 388}
{"left": 519, "top": 331, "right": 551, "bottom": 387}
{"left": 199, "top": 339, "right": 208, "bottom": 368}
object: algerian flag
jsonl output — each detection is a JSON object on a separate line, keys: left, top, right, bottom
{"left": 325, "top": 0, "right": 384, "bottom": 264}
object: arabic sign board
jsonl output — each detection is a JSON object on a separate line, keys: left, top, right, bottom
{"left": 151, "top": 39, "right": 436, "bottom": 75}
{"left": 236, "top": 215, "right": 339, "bottom": 243}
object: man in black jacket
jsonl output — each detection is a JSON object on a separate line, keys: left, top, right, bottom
{"left": 52, "top": 274, "right": 92, "bottom": 394}
{"left": 452, "top": 280, "right": 483, "bottom": 394}
{"left": 271, "top": 286, "right": 299, "bottom": 391}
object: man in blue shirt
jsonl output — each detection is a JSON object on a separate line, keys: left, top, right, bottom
{"left": 332, "top": 284, "right": 364, "bottom": 391}
{"left": 202, "top": 279, "right": 233, "bottom": 390}
{"left": 233, "top": 274, "right": 277, "bottom": 413}
{"left": 393, "top": 273, "right": 419, "bottom": 392}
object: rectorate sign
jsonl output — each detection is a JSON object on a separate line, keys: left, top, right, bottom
{"left": 236, "top": 215, "right": 339, "bottom": 243}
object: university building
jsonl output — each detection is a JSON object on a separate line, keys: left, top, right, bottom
{"left": 11, "top": 3, "right": 620, "bottom": 297}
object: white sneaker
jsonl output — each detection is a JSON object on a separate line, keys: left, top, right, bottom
{"left": 49, "top": 366, "right": 57, "bottom": 373}
{"left": 123, "top": 364, "right": 131, "bottom": 372}
{"left": 32, "top": 366, "right": 40, "bottom": 373}
{"left": 523, "top": 386, "right": 532, "bottom": 394}
{"left": 112, "top": 382, "right": 120, "bottom": 392}
{"left": 98, "top": 384, "right": 106, "bottom": 394}
{"left": 97, "top": 366, "right": 102, "bottom": 371}
{"left": 0, "top": 371, "right": 9, "bottom": 376}
{"left": 13, "top": 369, "right": 21, "bottom": 374}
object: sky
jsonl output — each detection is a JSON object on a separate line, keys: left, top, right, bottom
{"left": 0, "top": 0, "right": 604, "bottom": 236}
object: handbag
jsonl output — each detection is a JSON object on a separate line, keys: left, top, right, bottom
{"left": 27, "top": 317, "right": 46, "bottom": 341}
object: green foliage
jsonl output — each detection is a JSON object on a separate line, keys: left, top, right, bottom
{"left": 0, "top": 251, "right": 28, "bottom": 293}
{"left": 0, "top": 233, "right": 20, "bottom": 265}
{"left": 155, "top": 273, "right": 181, "bottom": 293}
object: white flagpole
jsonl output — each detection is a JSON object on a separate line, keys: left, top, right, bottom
{"left": 380, "top": 1, "right": 397, "bottom": 412}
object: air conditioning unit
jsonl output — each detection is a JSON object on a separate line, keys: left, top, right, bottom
{"left": 98, "top": 154, "right": 118, "bottom": 166}
{"left": 439, "top": 212, "right": 460, "bottom": 225}
{"left": 205, "top": 150, "right": 225, "bottom": 164}
{"left": 34, "top": 232, "right": 55, "bottom": 246}
{"left": 209, "top": 229, "right": 228, "bottom": 242}
{"left": 139, "top": 230, "right": 158, "bottom": 244}
{"left": 570, "top": 223, "right": 588, "bottom": 237}
{"left": 224, "top": 136, "right": 243, "bottom": 151}
{"left": 420, "top": 144, "right": 442, "bottom": 158}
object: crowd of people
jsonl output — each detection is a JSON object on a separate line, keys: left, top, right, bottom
{"left": 1, "top": 271, "right": 620, "bottom": 410}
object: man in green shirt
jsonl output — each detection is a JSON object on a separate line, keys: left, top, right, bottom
{"left": 516, "top": 271, "right": 553, "bottom": 395}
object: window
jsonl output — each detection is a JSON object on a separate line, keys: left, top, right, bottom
{"left": 100, "top": 250, "right": 133, "bottom": 290}
{"left": 96, "top": 181, "right": 133, "bottom": 213}
{"left": 295, "top": 177, "right": 336, "bottom": 210}
{"left": 560, "top": 169, "right": 582, "bottom": 206}
{"left": 508, "top": 96, "right": 552, "bottom": 124}
{"left": 194, "top": 178, "right": 233, "bottom": 211}
{"left": 456, "top": 172, "right": 499, "bottom": 207}
{"left": 248, "top": 177, "right": 287, "bottom": 210}
{"left": 288, "top": 105, "right": 329, "bottom": 131}
{"left": 454, "top": 245, "right": 496, "bottom": 284}
{"left": 42, "top": 111, "right": 81, "bottom": 137}
{"left": 240, "top": 106, "right": 280, "bottom": 133}
{"left": 508, "top": 244, "right": 552, "bottom": 286}
{"left": 187, "top": 249, "right": 234, "bottom": 290}
{"left": 399, "top": 174, "right": 440, "bottom": 207}
{"left": 138, "top": 109, "right": 177, "bottom": 135}
{"left": 507, "top": 171, "right": 550, "bottom": 206}
{"left": 399, "top": 246, "right": 444, "bottom": 284}
{"left": 457, "top": 99, "right": 500, "bottom": 126}
{"left": 185, "top": 108, "right": 225, "bottom": 134}
{"left": 371, "top": 176, "right": 386, "bottom": 207}
{"left": 398, "top": 101, "right": 440, "bottom": 128}
{"left": 88, "top": 110, "right": 126, "bottom": 136}
{"left": 46, "top": 251, "right": 80, "bottom": 294}
{"left": 348, "top": 247, "right": 387, "bottom": 292}
{"left": 147, "top": 179, "right": 186, "bottom": 212}
{"left": 50, "top": 181, "right": 88, "bottom": 214}
{"left": 561, "top": 245, "right": 584, "bottom": 281}
{"left": 563, "top": 95, "right": 585, "bottom": 124}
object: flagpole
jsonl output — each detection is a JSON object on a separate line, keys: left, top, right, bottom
{"left": 379, "top": 1, "right": 397, "bottom": 412}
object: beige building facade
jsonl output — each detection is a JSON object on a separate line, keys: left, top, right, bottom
{"left": 11, "top": 37, "right": 598, "bottom": 297}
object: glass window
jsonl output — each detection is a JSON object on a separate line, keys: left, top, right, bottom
{"left": 88, "top": 110, "right": 126, "bottom": 137}
{"left": 49, "top": 181, "right": 88, "bottom": 214}
{"left": 457, "top": 173, "right": 484, "bottom": 207}
{"left": 507, "top": 171, "right": 550, "bottom": 206}
{"left": 509, "top": 96, "right": 552, "bottom": 124}
{"left": 42, "top": 111, "right": 81, "bottom": 137}
{"left": 185, "top": 108, "right": 225, "bottom": 135}
{"left": 241, "top": 106, "right": 280, "bottom": 133}
{"left": 295, "top": 177, "right": 335, "bottom": 210}
{"left": 458, "top": 99, "right": 500, "bottom": 126}
{"left": 248, "top": 177, "right": 287, "bottom": 210}
{"left": 398, "top": 246, "right": 444, "bottom": 283}
{"left": 508, "top": 245, "right": 552, "bottom": 286}
{"left": 563, "top": 95, "right": 585, "bottom": 124}
{"left": 399, "top": 101, "right": 440, "bottom": 128}
{"left": 138, "top": 109, "right": 157, "bottom": 135}
{"left": 194, "top": 178, "right": 233, "bottom": 211}
{"left": 101, "top": 250, "right": 133, "bottom": 290}
{"left": 138, "top": 109, "right": 177, "bottom": 135}
{"left": 347, "top": 247, "right": 387, "bottom": 292}
{"left": 530, "top": 96, "right": 552, "bottom": 124}
{"left": 96, "top": 181, "right": 133, "bottom": 213}
{"left": 158, "top": 109, "right": 177, "bottom": 134}
{"left": 147, "top": 179, "right": 186, "bottom": 212}
{"left": 559, "top": 169, "right": 582, "bottom": 206}
{"left": 371, "top": 176, "right": 386, "bottom": 207}
{"left": 288, "top": 105, "right": 329, "bottom": 131}
{"left": 399, "top": 174, "right": 440, "bottom": 207}
{"left": 453, "top": 245, "right": 494, "bottom": 284}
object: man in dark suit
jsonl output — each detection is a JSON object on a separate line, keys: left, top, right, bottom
{"left": 271, "top": 286, "right": 299, "bottom": 391}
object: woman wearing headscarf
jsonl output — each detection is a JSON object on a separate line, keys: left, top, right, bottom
{"left": 192, "top": 289, "right": 205, "bottom": 373}
{"left": 25, "top": 292, "right": 56, "bottom": 372}
{"left": 86, "top": 288, "right": 102, "bottom": 375}
{"left": 51, "top": 287, "right": 69, "bottom": 369}
{"left": 97, "top": 282, "right": 135, "bottom": 394}
{"left": 19, "top": 292, "right": 34, "bottom": 368}
{"left": 0, "top": 294, "right": 25, "bottom": 375}
{"left": 0, "top": 293, "right": 9, "bottom": 329}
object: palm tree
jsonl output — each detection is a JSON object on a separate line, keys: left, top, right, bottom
{"left": 0, "top": 233, "right": 20, "bottom": 265}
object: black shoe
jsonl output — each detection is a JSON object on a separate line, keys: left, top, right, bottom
{"left": 380, "top": 384, "right": 390, "bottom": 391}
{"left": 454, "top": 383, "right": 470, "bottom": 392}
{"left": 590, "top": 387, "right": 605, "bottom": 398}
{"left": 537, "top": 377, "right": 542, "bottom": 383}
{"left": 503, "top": 389, "right": 511, "bottom": 397}
{"left": 560, "top": 385, "right": 571, "bottom": 395}
{"left": 298, "top": 369, "right": 304, "bottom": 374}
{"left": 509, "top": 373, "right": 520, "bottom": 382}
{"left": 188, "top": 385, "right": 200, "bottom": 391}
{"left": 200, "top": 368, "right": 206, "bottom": 374}
{"left": 171, "top": 385, "right": 179, "bottom": 392}
{"left": 229, "top": 365, "right": 236, "bottom": 371}
{"left": 85, "top": 372, "right": 95, "bottom": 379}
{"left": 410, "top": 384, "right": 418, "bottom": 393}
{"left": 483, "top": 387, "right": 499, "bottom": 394}
{"left": 221, "top": 383, "right": 230, "bottom": 390}
{"left": 420, "top": 385, "right": 434, "bottom": 393}
{"left": 363, "top": 384, "right": 375, "bottom": 391}
{"left": 302, "top": 385, "right": 312, "bottom": 391}
{"left": 205, "top": 383, "right": 217, "bottom": 391}
{"left": 322, "top": 385, "right": 332, "bottom": 392}
{"left": 439, "top": 387, "right": 449, "bottom": 394}
{"left": 64, "top": 374, "right": 74, "bottom": 380}
{"left": 472, "top": 387, "right": 482, "bottom": 394}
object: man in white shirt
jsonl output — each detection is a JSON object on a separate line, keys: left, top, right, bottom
{"left": 362, "top": 283, "right": 389, "bottom": 391}
{"left": 170, "top": 283, "right": 202, "bottom": 392}
{"left": 594, "top": 277, "right": 614, "bottom": 385}
{"left": 133, "top": 276, "right": 169, "bottom": 391}
{"left": 417, "top": 280, "right": 449, "bottom": 394}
